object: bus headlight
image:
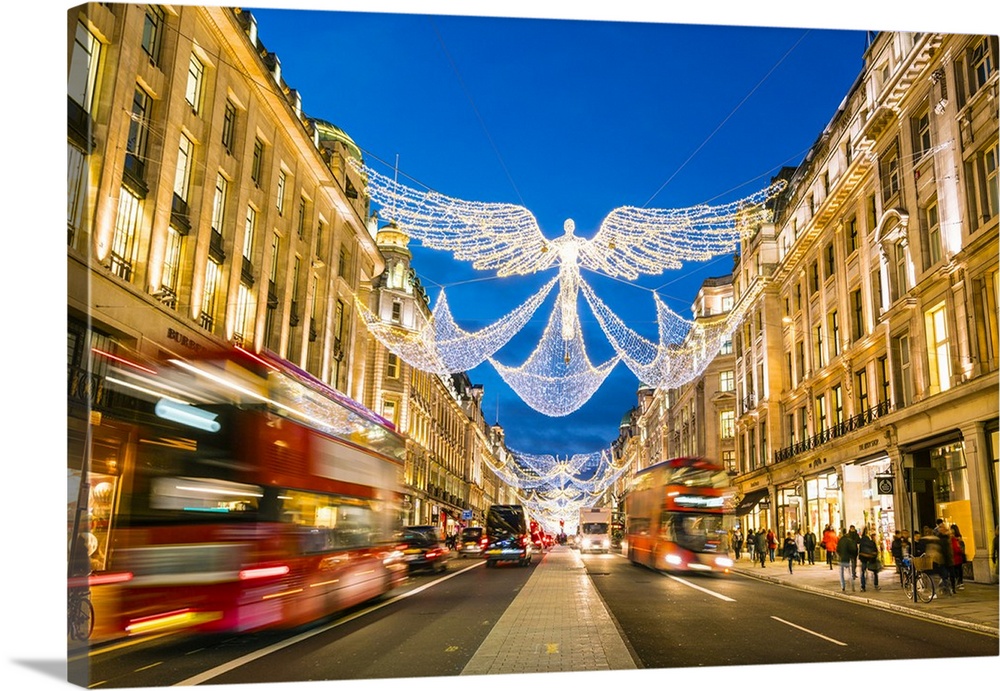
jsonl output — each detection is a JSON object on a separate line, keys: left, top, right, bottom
{"left": 665, "top": 554, "right": 683, "bottom": 566}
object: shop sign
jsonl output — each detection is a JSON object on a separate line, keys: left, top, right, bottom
{"left": 167, "top": 327, "right": 206, "bottom": 353}
{"left": 876, "top": 474, "right": 894, "bottom": 495}
{"left": 859, "top": 437, "right": 881, "bottom": 453}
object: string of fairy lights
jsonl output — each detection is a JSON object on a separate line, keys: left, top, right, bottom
{"left": 351, "top": 159, "right": 784, "bottom": 518}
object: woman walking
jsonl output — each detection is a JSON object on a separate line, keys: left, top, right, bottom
{"left": 858, "top": 527, "right": 881, "bottom": 591}
{"left": 783, "top": 531, "right": 798, "bottom": 574}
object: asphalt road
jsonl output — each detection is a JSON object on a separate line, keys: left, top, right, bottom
{"left": 74, "top": 550, "right": 997, "bottom": 688}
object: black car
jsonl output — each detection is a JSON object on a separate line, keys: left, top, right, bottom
{"left": 484, "top": 505, "right": 531, "bottom": 567}
{"left": 458, "top": 526, "right": 487, "bottom": 557}
{"left": 396, "top": 526, "right": 452, "bottom": 573}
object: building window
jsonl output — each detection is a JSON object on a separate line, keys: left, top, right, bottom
{"left": 720, "top": 370, "right": 734, "bottom": 392}
{"left": 185, "top": 53, "right": 204, "bottom": 114}
{"left": 968, "top": 36, "right": 997, "bottom": 96}
{"left": 880, "top": 140, "right": 901, "bottom": 203}
{"left": 338, "top": 244, "right": 352, "bottom": 283}
{"left": 141, "top": 5, "right": 165, "bottom": 65}
{"left": 124, "top": 86, "right": 151, "bottom": 183}
{"left": 722, "top": 450, "right": 736, "bottom": 475}
{"left": 815, "top": 394, "right": 828, "bottom": 434}
{"left": 251, "top": 138, "right": 264, "bottom": 186}
{"left": 846, "top": 215, "right": 859, "bottom": 255}
{"left": 878, "top": 355, "right": 891, "bottom": 406}
{"left": 798, "top": 406, "right": 808, "bottom": 442}
{"left": 973, "top": 270, "right": 999, "bottom": 374}
{"left": 174, "top": 133, "right": 193, "bottom": 202}
{"left": 297, "top": 197, "right": 307, "bottom": 239}
{"left": 965, "top": 142, "right": 999, "bottom": 231}
{"left": 855, "top": 368, "right": 869, "bottom": 414}
{"left": 794, "top": 283, "right": 802, "bottom": 312}
{"left": 68, "top": 145, "right": 87, "bottom": 248}
{"left": 832, "top": 384, "right": 843, "bottom": 426}
{"left": 243, "top": 206, "right": 256, "bottom": 262}
{"left": 891, "top": 333, "right": 913, "bottom": 407}
{"left": 69, "top": 21, "right": 101, "bottom": 115}
{"left": 222, "top": 100, "right": 237, "bottom": 154}
{"left": 912, "top": 108, "right": 931, "bottom": 158}
{"left": 211, "top": 174, "right": 227, "bottom": 232}
{"left": 920, "top": 199, "right": 943, "bottom": 269}
{"left": 201, "top": 259, "right": 221, "bottom": 331}
{"left": 720, "top": 410, "right": 735, "bottom": 439}
{"left": 813, "top": 325, "right": 825, "bottom": 369}
{"left": 720, "top": 339, "right": 733, "bottom": 355}
{"left": 850, "top": 289, "right": 864, "bottom": 341}
{"left": 824, "top": 242, "right": 836, "bottom": 279}
{"left": 866, "top": 193, "right": 879, "bottom": 236}
{"left": 809, "top": 260, "right": 820, "bottom": 294}
{"left": 796, "top": 340, "right": 805, "bottom": 381}
{"left": 391, "top": 300, "right": 402, "bottom": 324}
{"left": 829, "top": 310, "right": 840, "bottom": 358}
{"left": 290, "top": 255, "right": 302, "bottom": 320}
{"left": 161, "top": 225, "right": 184, "bottom": 308}
{"left": 110, "top": 185, "right": 142, "bottom": 281}
{"left": 234, "top": 282, "right": 255, "bottom": 346}
{"left": 387, "top": 353, "right": 400, "bottom": 379}
{"left": 871, "top": 266, "right": 884, "bottom": 316}
{"left": 316, "top": 220, "right": 325, "bottom": 257}
{"left": 891, "top": 242, "right": 908, "bottom": 301}
{"left": 382, "top": 399, "right": 398, "bottom": 426}
{"left": 276, "top": 170, "right": 286, "bottom": 215}
{"left": 925, "top": 302, "right": 952, "bottom": 394}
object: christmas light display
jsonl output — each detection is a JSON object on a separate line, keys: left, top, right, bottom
{"left": 353, "top": 159, "right": 783, "bottom": 415}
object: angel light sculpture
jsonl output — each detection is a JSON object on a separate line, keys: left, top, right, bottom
{"left": 353, "top": 161, "right": 784, "bottom": 416}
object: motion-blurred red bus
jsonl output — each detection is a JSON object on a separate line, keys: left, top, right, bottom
{"left": 624, "top": 457, "right": 734, "bottom": 573}
{"left": 98, "top": 347, "right": 408, "bottom": 636}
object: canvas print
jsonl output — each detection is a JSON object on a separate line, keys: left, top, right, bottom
{"left": 54, "top": 2, "right": 1000, "bottom": 690}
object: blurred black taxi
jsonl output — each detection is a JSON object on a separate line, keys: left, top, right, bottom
{"left": 396, "top": 526, "right": 453, "bottom": 573}
{"left": 457, "top": 526, "right": 487, "bottom": 557}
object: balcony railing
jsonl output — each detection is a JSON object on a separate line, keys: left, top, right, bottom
{"left": 773, "top": 399, "right": 893, "bottom": 463}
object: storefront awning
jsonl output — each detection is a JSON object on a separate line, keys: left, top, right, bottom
{"left": 734, "top": 489, "right": 769, "bottom": 516}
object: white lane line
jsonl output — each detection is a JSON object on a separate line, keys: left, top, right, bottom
{"left": 173, "top": 560, "right": 483, "bottom": 686}
{"left": 666, "top": 575, "right": 737, "bottom": 601}
{"left": 771, "top": 616, "right": 848, "bottom": 646}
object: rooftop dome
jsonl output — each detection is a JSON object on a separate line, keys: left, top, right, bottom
{"left": 311, "top": 118, "right": 362, "bottom": 161}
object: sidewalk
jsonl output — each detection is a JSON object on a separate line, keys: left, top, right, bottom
{"left": 730, "top": 553, "right": 999, "bottom": 635}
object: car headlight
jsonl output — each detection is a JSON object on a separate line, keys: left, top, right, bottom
{"left": 715, "top": 556, "right": 734, "bottom": 568}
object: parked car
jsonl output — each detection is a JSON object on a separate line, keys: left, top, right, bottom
{"left": 396, "top": 526, "right": 452, "bottom": 573}
{"left": 484, "top": 504, "right": 531, "bottom": 567}
{"left": 458, "top": 526, "right": 487, "bottom": 557}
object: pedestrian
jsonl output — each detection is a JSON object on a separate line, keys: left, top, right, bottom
{"left": 733, "top": 528, "right": 744, "bottom": 561}
{"left": 936, "top": 523, "right": 956, "bottom": 594}
{"left": 756, "top": 528, "right": 768, "bottom": 568}
{"left": 950, "top": 524, "right": 966, "bottom": 590}
{"left": 890, "top": 530, "right": 905, "bottom": 586}
{"left": 822, "top": 525, "right": 838, "bottom": 570}
{"left": 804, "top": 528, "right": 817, "bottom": 565}
{"left": 766, "top": 528, "right": 777, "bottom": 562}
{"left": 858, "top": 527, "right": 881, "bottom": 591}
{"left": 746, "top": 527, "right": 755, "bottom": 562}
{"left": 837, "top": 524, "right": 859, "bottom": 592}
{"left": 846, "top": 525, "right": 861, "bottom": 578}
{"left": 794, "top": 529, "right": 806, "bottom": 565}
{"left": 783, "top": 531, "right": 798, "bottom": 574}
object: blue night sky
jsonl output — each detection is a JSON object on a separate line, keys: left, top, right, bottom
{"left": 243, "top": 2, "right": 873, "bottom": 457}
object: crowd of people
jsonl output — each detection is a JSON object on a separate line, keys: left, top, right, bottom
{"left": 728, "top": 518, "right": 981, "bottom": 595}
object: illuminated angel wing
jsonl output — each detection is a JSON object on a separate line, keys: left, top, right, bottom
{"left": 577, "top": 180, "right": 787, "bottom": 280}
{"left": 356, "top": 163, "right": 557, "bottom": 277}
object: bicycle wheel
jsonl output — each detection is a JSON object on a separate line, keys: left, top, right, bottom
{"left": 902, "top": 572, "right": 915, "bottom": 600}
{"left": 70, "top": 597, "right": 94, "bottom": 641}
{"left": 914, "top": 571, "right": 935, "bottom": 603}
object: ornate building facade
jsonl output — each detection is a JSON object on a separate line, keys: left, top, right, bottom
{"left": 730, "top": 32, "right": 998, "bottom": 582}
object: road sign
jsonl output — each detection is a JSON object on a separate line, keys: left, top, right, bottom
{"left": 462, "top": 510, "right": 472, "bottom": 520}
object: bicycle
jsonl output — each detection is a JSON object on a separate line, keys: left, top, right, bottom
{"left": 67, "top": 583, "right": 94, "bottom": 641}
{"left": 898, "top": 555, "right": 935, "bottom": 603}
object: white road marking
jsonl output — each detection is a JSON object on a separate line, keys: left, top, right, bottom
{"left": 172, "top": 560, "right": 483, "bottom": 686}
{"left": 770, "top": 616, "right": 848, "bottom": 646}
{"left": 666, "top": 574, "right": 737, "bottom": 601}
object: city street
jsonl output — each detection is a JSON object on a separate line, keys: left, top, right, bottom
{"left": 71, "top": 547, "right": 997, "bottom": 688}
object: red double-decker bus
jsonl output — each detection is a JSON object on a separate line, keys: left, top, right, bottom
{"left": 624, "top": 457, "right": 734, "bottom": 573}
{"left": 96, "top": 347, "right": 409, "bottom": 637}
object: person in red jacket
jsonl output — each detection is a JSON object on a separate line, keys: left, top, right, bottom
{"left": 766, "top": 529, "right": 777, "bottom": 562}
{"left": 822, "top": 525, "right": 839, "bottom": 570}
